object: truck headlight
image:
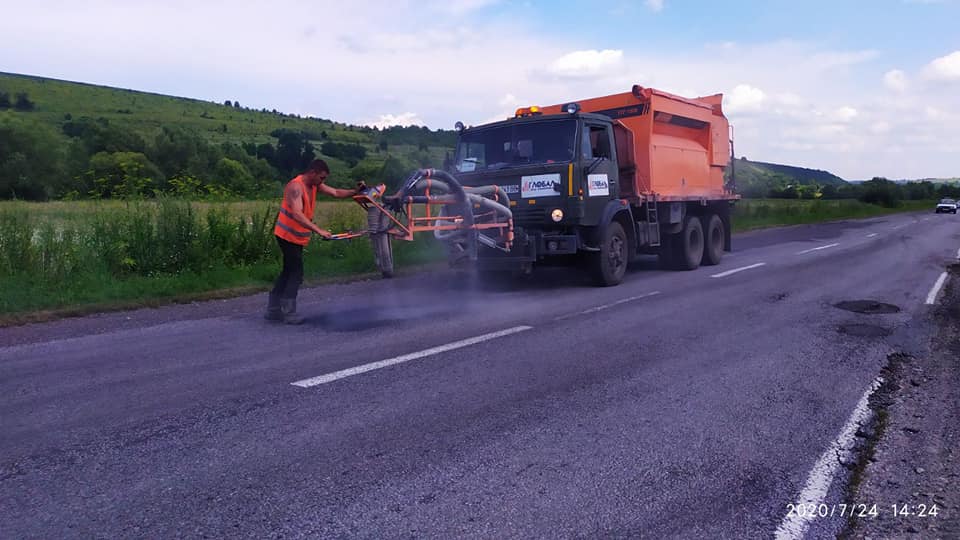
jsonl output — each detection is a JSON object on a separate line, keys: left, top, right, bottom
{"left": 551, "top": 208, "right": 564, "bottom": 222}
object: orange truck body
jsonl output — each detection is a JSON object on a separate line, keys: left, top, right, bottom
{"left": 541, "top": 86, "right": 735, "bottom": 202}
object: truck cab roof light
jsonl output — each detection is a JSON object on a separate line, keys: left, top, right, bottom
{"left": 514, "top": 106, "right": 543, "bottom": 118}
{"left": 564, "top": 102, "right": 581, "bottom": 114}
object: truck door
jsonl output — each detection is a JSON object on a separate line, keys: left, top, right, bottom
{"left": 580, "top": 122, "right": 618, "bottom": 226}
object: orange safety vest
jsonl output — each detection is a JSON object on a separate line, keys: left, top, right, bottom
{"left": 274, "top": 176, "right": 318, "bottom": 246}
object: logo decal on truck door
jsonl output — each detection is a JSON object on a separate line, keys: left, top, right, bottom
{"left": 587, "top": 174, "right": 609, "bottom": 196}
{"left": 521, "top": 174, "right": 561, "bottom": 198}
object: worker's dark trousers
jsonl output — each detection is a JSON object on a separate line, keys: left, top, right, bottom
{"left": 272, "top": 237, "right": 304, "bottom": 299}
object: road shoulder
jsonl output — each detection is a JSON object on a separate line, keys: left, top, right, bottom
{"left": 845, "top": 268, "right": 960, "bottom": 538}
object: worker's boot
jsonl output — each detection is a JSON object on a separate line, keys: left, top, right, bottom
{"left": 280, "top": 298, "right": 304, "bottom": 325}
{"left": 264, "top": 292, "right": 283, "bottom": 321}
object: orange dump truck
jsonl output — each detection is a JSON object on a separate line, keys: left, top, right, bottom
{"left": 451, "top": 85, "right": 738, "bottom": 285}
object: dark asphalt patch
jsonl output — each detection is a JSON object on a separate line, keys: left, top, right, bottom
{"left": 313, "top": 304, "right": 460, "bottom": 331}
{"left": 838, "top": 323, "right": 892, "bottom": 338}
{"left": 834, "top": 300, "right": 901, "bottom": 314}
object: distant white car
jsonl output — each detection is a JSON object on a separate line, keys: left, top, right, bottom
{"left": 935, "top": 198, "right": 957, "bottom": 214}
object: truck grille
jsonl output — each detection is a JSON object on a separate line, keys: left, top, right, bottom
{"left": 511, "top": 207, "right": 546, "bottom": 224}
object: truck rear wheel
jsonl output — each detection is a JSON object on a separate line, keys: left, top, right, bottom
{"left": 592, "top": 221, "right": 628, "bottom": 286}
{"left": 701, "top": 213, "right": 724, "bottom": 266}
{"left": 675, "top": 215, "right": 704, "bottom": 270}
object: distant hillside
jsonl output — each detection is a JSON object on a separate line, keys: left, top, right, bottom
{"left": 726, "top": 157, "right": 847, "bottom": 198}
{"left": 0, "top": 72, "right": 455, "bottom": 199}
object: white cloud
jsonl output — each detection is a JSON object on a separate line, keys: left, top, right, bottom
{"left": 883, "top": 69, "right": 908, "bottom": 92}
{"left": 724, "top": 84, "right": 767, "bottom": 113}
{"left": 433, "top": 0, "right": 500, "bottom": 15}
{"left": 547, "top": 49, "right": 624, "bottom": 79}
{"left": 645, "top": 0, "right": 664, "bottom": 12}
{"left": 367, "top": 112, "right": 424, "bottom": 130}
{"left": 498, "top": 94, "right": 519, "bottom": 107}
{"left": 923, "top": 50, "right": 960, "bottom": 81}
{"left": 832, "top": 106, "right": 858, "bottom": 122}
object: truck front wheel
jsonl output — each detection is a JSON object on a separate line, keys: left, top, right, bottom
{"left": 592, "top": 221, "right": 628, "bottom": 286}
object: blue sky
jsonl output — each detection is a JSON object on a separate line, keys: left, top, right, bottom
{"left": 1, "top": 0, "right": 958, "bottom": 179}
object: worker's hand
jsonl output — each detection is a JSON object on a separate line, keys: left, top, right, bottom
{"left": 317, "top": 229, "right": 333, "bottom": 240}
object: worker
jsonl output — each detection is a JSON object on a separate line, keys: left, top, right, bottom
{"left": 266, "top": 159, "right": 364, "bottom": 324}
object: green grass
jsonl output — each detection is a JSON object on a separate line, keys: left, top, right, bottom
{"left": 0, "top": 199, "right": 442, "bottom": 320}
{"left": 731, "top": 199, "right": 934, "bottom": 233}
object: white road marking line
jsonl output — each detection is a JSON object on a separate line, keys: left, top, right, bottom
{"left": 891, "top": 224, "right": 906, "bottom": 230}
{"left": 710, "top": 263, "right": 766, "bottom": 278}
{"left": 866, "top": 233, "right": 878, "bottom": 238}
{"left": 926, "top": 272, "right": 949, "bottom": 305}
{"left": 796, "top": 243, "right": 840, "bottom": 255}
{"left": 956, "top": 247, "right": 960, "bottom": 259}
{"left": 291, "top": 326, "right": 533, "bottom": 388}
{"left": 555, "top": 291, "right": 661, "bottom": 320}
{"left": 774, "top": 377, "right": 884, "bottom": 540}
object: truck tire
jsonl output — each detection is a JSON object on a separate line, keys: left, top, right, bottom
{"left": 701, "top": 213, "right": 724, "bottom": 266}
{"left": 592, "top": 221, "right": 628, "bottom": 286}
{"left": 675, "top": 215, "right": 704, "bottom": 270}
{"left": 370, "top": 233, "right": 394, "bottom": 278}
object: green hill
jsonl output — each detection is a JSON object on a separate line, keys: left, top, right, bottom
{"left": 727, "top": 157, "right": 847, "bottom": 198}
{"left": 0, "top": 72, "right": 455, "bottom": 199}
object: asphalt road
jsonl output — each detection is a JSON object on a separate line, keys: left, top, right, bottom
{"left": 2, "top": 211, "right": 958, "bottom": 539}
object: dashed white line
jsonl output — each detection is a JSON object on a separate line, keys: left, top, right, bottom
{"left": 555, "top": 291, "right": 661, "bottom": 320}
{"left": 926, "top": 272, "right": 949, "bottom": 305}
{"left": 710, "top": 263, "right": 766, "bottom": 278}
{"left": 796, "top": 243, "right": 840, "bottom": 255}
{"left": 291, "top": 325, "right": 533, "bottom": 388}
{"left": 866, "top": 233, "right": 878, "bottom": 238}
{"left": 774, "top": 377, "right": 884, "bottom": 540}
{"left": 956, "top": 247, "right": 960, "bottom": 260}
{"left": 891, "top": 224, "right": 906, "bottom": 230}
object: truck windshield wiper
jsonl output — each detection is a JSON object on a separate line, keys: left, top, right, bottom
{"left": 586, "top": 156, "right": 604, "bottom": 174}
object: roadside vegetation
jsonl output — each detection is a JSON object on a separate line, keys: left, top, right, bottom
{"left": 0, "top": 200, "right": 440, "bottom": 320}
{"left": 731, "top": 199, "right": 936, "bottom": 233}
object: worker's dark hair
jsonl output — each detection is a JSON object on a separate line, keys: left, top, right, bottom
{"left": 305, "top": 159, "right": 330, "bottom": 174}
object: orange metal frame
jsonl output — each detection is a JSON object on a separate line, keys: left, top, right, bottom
{"left": 351, "top": 193, "right": 513, "bottom": 249}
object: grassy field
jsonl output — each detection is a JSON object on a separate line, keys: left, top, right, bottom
{"left": 730, "top": 199, "right": 935, "bottom": 232}
{"left": 0, "top": 198, "right": 934, "bottom": 323}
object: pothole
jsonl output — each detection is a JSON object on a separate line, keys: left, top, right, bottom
{"left": 838, "top": 323, "right": 892, "bottom": 337}
{"left": 834, "top": 300, "right": 901, "bottom": 314}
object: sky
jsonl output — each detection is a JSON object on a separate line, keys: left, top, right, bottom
{"left": 2, "top": 0, "right": 959, "bottom": 180}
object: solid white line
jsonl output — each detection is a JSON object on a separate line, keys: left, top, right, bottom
{"left": 796, "top": 243, "right": 840, "bottom": 255}
{"left": 566, "top": 291, "right": 661, "bottom": 319}
{"left": 866, "top": 233, "right": 878, "bottom": 238}
{"left": 926, "top": 272, "right": 949, "bottom": 305}
{"left": 956, "top": 247, "right": 960, "bottom": 260}
{"left": 774, "top": 377, "right": 883, "bottom": 540}
{"left": 290, "top": 326, "right": 533, "bottom": 388}
{"left": 710, "top": 263, "right": 766, "bottom": 278}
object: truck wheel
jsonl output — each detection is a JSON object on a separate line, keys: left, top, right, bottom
{"left": 592, "top": 221, "right": 628, "bottom": 286}
{"left": 675, "top": 215, "right": 704, "bottom": 270}
{"left": 701, "top": 214, "right": 724, "bottom": 266}
{"left": 371, "top": 233, "right": 394, "bottom": 278}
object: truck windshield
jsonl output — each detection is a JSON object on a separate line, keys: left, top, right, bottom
{"left": 454, "top": 119, "right": 577, "bottom": 172}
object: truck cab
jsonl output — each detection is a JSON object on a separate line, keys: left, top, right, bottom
{"left": 451, "top": 110, "right": 624, "bottom": 275}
